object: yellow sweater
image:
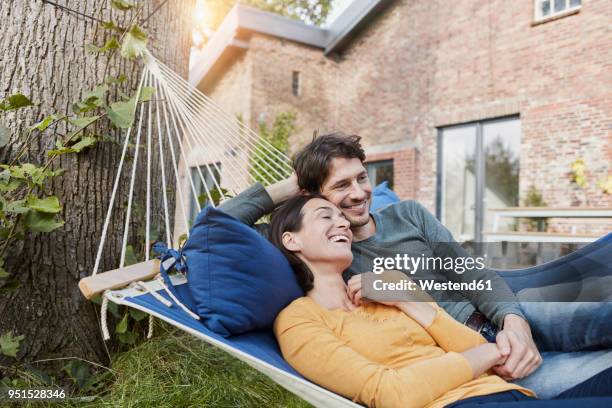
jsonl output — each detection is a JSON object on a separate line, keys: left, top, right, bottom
{"left": 274, "top": 297, "right": 535, "bottom": 408}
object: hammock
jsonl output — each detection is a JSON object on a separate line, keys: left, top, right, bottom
{"left": 78, "top": 50, "right": 361, "bottom": 407}
{"left": 78, "top": 51, "right": 612, "bottom": 407}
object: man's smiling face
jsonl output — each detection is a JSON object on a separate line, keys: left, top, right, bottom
{"left": 320, "top": 157, "right": 372, "bottom": 228}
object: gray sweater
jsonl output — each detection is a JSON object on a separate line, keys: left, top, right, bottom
{"left": 219, "top": 183, "right": 525, "bottom": 327}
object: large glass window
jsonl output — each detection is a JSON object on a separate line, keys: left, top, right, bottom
{"left": 438, "top": 117, "right": 521, "bottom": 242}
{"left": 366, "top": 160, "right": 394, "bottom": 190}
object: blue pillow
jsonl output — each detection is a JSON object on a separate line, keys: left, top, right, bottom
{"left": 182, "top": 206, "right": 303, "bottom": 337}
{"left": 370, "top": 181, "right": 400, "bottom": 212}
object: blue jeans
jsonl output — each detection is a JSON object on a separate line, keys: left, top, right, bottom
{"left": 499, "top": 271, "right": 612, "bottom": 399}
{"left": 447, "top": 367, "right": 612, "bottom": 406}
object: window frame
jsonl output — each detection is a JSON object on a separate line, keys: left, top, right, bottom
{"left": 436, "top": 115, "right": 521, "bottom": 242}
{"left": 291, "top": 71, "right": 301, "bottom": 97}
{"left": 533, "top": 0, "right": 581, "bottom": 24}
{"left": 365, "top": 159, "right": 394, "bottom": 190}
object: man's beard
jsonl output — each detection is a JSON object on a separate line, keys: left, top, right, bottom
{"left": 348, "top": 214, "right": 370, "bottom": 228}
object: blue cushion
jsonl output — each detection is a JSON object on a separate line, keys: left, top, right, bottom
{"left": 182, "top": 206, "right": 303, "bottom": 337}
{"left": 370, "top": 181, "right": 400, "bottom": 212}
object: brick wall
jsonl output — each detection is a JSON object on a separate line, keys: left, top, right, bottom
{"left": 365, "top": 145, "right": 418, "bottom": 199}
{"left": 198, "top": 0, "right": 611, "bottom": 235}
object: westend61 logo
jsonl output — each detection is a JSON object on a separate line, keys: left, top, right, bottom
{"left": 372, "top": 254, "right": 487, "bottom": 275}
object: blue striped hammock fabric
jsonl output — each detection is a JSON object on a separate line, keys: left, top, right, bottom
{"left": 103, "top": 234, "right": 612, "bottom": 407}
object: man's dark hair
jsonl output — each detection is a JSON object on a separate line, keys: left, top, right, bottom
{"left": 269, "top": 194, "right": 323, "bottom": 292}
{"left": 293, "top": 132, "right": 366, "bottom": 193}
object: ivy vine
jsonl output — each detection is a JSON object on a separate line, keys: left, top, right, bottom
{"left": 0, "top": 0, "right": 156, "bottom": 359}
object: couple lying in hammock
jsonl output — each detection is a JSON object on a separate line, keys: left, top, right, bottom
{"left": 217, "top": 133, "right": 612, "bottom": 407}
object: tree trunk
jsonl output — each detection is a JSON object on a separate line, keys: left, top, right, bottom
{"left": 0, "top": 0, "right": 193, "bottom": 372}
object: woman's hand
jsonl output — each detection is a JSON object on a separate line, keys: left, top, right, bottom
{"left": 347, "top": 273, "right": 395, "bottom": 307}
{"left": 346, "top": 274, "right": 367, "bottom": 307}
{"left": 461, "top": 343, "right": 506, "bottom": 379}
{"left": 347, "top": 274, "right": 437, "bottom": 327}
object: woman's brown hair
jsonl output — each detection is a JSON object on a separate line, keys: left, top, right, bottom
{"left": 269, "top": 194, "right": 323, "bottom": 292}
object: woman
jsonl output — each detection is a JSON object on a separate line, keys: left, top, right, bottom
{"left": 269, "top": 195, "right": 612, "bottom": 408}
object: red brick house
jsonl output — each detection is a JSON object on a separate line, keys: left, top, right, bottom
{"left": 188, "top": 0, "right": 611, "bottom": 241}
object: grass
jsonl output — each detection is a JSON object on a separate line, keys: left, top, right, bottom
{"left": 4, "top": 325, "right": 312, "bottom": 408}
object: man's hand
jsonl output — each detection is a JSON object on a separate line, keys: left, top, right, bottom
{"left": 347, "top": 273, "right": 398, "bottom": 307}
{"left": 265, "top": 173, "right": 300, "bottom": 204}
{"left": 493, "top": 314, "right": 542, "bottom": 380}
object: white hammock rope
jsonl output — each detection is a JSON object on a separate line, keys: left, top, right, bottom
{"left": 158, "top": 82, "right": 190, "bottom": 236}
{"left": 101, "top": 290, "right": 112, "bottom": 341}
{"left": 162, "top": 78, "right": 277, "bottom": 186}
{"left": 156, "top": 275, "right": 200, "bottom": 320}
{"left": 92, "top": 71, "right": 147, "bottom": 276}
{"left": 154, "top": 77, "right": 174, "bottom": 248}
{"left": 93, "top": 52, "right": 292, "bottom": 340}
{"left": 158, "top": 78, "right": 225, "bottom": 204}
{"left": 156, "top": 61, "right": 292, "bottom": 180}
{"left": 89, "top": 52, "right": 362, "bottom": 408}
{"left": 119, "top": 80, "right": 148, "bottom": 268}
{"left": 161, "top": 79, "right": 252, "bottom": 190}
{"left": 157, "top": 80, "right": 204, "bottom": 214}
{"left": 158, "top": 66, "right": 271, "bottom": 186}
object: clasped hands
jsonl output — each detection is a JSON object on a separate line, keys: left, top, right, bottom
{"left": 346, "top": 272, "right": 542, "bottom": 380}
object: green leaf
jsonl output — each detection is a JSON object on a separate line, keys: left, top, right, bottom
{"left": 117, "top": 331, "right": 137, "bottom": 345}
{"left": 0, "top": 123, "right": 10, "bottom": 147}
{"left": 23, "top": 211, "right": 64, "bottom": 233}
{"left": 116, "top": 314, "right": 129, "bottom": 334}
{"left": 111, "top": 0, "right": 135, "bottom": 11}
{"left": 120, "top": 25, "right": 147, "bottom": 59}
{"left": 29, "top": 114, "right": 63, "bottom": 132}
{"left": 129, "top": 308, "right": 148, "bottom": 321}
{"left": 26, "top": 195, "right": 61, "bottom": 214}
{"left": 70, "top": 136, "right": 97, "bottom": 153}
{"left": 101, "top": 21, "right": 124, "bottom": 32}
{"left": 86, "top": 38, "right": 120, "bottom": 54}
{"left": 47, "top": 147, "right": 75, "bottom": 158}
{"left": 107, "top": 97, "right": 137, "bottom": 128}
{"left": 64, "top": 360, "right": 92, "bottom": 390}
{"left": 105, "top": 74, "right": 127, "bottom": 85}
{"left": 139, "top": 86, "right": 155, "bottom": 102}
{"left": 0, "top": 179, "right": 21, "bottom": 193}
{"left": 69, "top": 115, "right": 100, "bottom": 129}
{"left": 0, "top": 332, "right": 24, "bottom": 358}
{"left": 82, "top": 85, "right": 108, "bottom": 103}
{"left": 4, "top": 199, "right": 29, "bottom": 214}
{"left": 0, "top": 94, "right": 33, "bottom": 111}
{"left": 102, "top": 37, "right": 120, "bottom": 52}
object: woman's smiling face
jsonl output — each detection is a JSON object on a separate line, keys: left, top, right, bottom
{"left": 282, "top": 198, "right": 353, "bottom": 269}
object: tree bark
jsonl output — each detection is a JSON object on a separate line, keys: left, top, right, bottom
{"left": 0, "top": 0, "right": 193, "bottom": 372}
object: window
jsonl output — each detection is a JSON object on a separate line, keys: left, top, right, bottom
{"left": 366, "top": 160, "right": 394, "bottom": 190}
{"left": 534, "top": 0, "right": 581, "bottom": 22}
{"left": 188, "top": 163, "right": 221, "bottom": 223}
{"left": 437, "top": 117, "right": 520, "bottom": 242}
{"left": 292, "top": 71, "right": 301, "bottom": 96}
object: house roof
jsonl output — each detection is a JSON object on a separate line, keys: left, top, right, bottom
{"left": 189, "top": 0, "right": 394, "bottom": 88}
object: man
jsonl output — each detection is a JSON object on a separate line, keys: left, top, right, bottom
{"left": 219, "top": 132, "right": 612, "bottom": 398}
